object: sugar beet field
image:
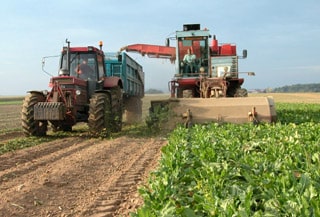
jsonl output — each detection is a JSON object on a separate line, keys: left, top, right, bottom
{"left": 1, "top": 93, "right": 320, "bottom": 216}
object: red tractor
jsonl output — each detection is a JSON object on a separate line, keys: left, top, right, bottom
{"left": 21, "top": 40, "right": 137, "bottom": 136}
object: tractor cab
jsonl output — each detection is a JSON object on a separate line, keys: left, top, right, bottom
{"left": 60, "top": 53, "right": 97, "bottom": 81}
{"left": 57, "top": 44, "right": 107, "bottom": 98}
{"left": 59, "top": 46, "right": 105, "bottom": 82}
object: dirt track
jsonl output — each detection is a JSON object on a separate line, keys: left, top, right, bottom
{"left": 0, "top": 136, "right": 166, "bottom": 216}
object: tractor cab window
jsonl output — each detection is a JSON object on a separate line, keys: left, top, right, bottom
{"left": 61, "top": 53, "right": 98, "bottom": 81}
{"left": 96, "top": 54, "right": 105, "bottom": 80}
{"left": 178, "top": 38, "right": 209, "bottom": 76}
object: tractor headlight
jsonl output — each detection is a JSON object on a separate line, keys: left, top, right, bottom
{"left": 199, "top": 67, "right": 205, "bottom": 73}
{"left": 59, "top": 68, "right": 69, "bottom": 76}
{"left": 75, "top": 90, "right": 81, "bottom": 95}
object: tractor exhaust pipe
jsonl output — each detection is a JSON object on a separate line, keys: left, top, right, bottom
{"left": 66, "top": 39, "right": 71, "bottom": 75}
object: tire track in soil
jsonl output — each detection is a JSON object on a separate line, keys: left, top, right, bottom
{"left": 0, "top": 137, "right": 89, "bottom": 183}
{"left": 82, "top": 138, "right": 163, "bottom": 217}
{"left": 0, "top": 136, "right": 166, "bottom": 217}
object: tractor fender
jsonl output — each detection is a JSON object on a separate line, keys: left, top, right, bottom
{"left": 27, "top": 90, "right": 48, "bottom": 97}
{"left": 103, "top": 76, "right": 123, "bottom": 89}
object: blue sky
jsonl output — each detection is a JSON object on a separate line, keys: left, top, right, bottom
{"left": 0, "top": 0, "right": 319, "bottom": 95}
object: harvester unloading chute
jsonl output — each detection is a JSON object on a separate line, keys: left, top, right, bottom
{"left": 120, "top": 24, "right": 276, "bottom": 127}
{"left": 120, "top": 44, "right": 176, "bottom": 62}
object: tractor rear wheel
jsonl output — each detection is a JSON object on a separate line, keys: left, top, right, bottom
{"left": 88, "top": 92, "right": 113, "bottom": 135}
{"left": 21, "top": 92, "right": 48, "bottom": 136}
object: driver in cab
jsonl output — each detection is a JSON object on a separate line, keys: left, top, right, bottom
{"left": 182, "top": 48, "right": 196, "bottom": 74}
{"left": 76, "top": 57, "right": 94, "bottom": 79}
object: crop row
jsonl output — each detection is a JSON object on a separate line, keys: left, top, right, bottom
{"left": 133, "top": 103, "right": 320, "bottom": 216}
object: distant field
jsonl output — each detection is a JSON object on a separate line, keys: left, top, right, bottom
{"left": 144, "top": 93, "right": 320, "bottom": 104}
{"left": 249, "top": 92, "right": 320, "bottom": 104}
{"left": 0, "top": 96, "right": 24, "bottom": 105}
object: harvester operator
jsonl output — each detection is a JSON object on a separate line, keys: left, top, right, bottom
{"left": 182, "top": 48, "right": 196, "bottom": 74}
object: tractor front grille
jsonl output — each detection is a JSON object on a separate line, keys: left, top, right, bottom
{"left": 34, "top": 102, "right": 65, "bottom": 120}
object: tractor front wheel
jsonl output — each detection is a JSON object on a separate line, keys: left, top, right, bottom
{"left": 88, "top": 92, "right": 114, "bottom": 136}
{"left": 21, "top": 92, "right": 48, "bottom": 136}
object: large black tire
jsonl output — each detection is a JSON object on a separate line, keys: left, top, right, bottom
{"left": 182, "top": 89, "right": 193, "bottom": 98}
{"left": 177, "top": 88, "right": 183, "bottom": 98}
{"left": 234, "top": 88, "right": 248, "bottom": 97}
{"left": 21, "top": 92, "right": 48, "bottom": 136}
{"left": 110, "top": 86, "right": 123, "bottom": 132}
{"left": 123, "top": 96, "right": 142, "bottom": 124}
{"left": 88, "top": 92, "right": 113, "bottom": 135}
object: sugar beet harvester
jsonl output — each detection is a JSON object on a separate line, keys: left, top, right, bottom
{"left": 120, "top": 24, "right": 276, "bottom": 126}
{"left": 21, "top": 40, "right": 144, "bottom": 136}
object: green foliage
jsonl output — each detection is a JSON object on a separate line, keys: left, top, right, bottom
{"left": 0, "top": 130, "right": 84, "bottom": 155}
{"left": 133, "top": 103, "right": 320, "bottom": 216}
{"left": 0, "top": 137, "right": 52, "bottom": 154}
{"left": 145, "top": 101, "right": 171, "bottom": 134}
{"left": 276, "top": 103, "right": 320, "bottom": 124}
{"left": 116, "top": 123, "right": 161, "bottom": 138}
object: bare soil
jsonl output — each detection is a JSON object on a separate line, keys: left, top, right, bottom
{"left": 0, "top": 95, "right": 170, "bottom": 216}
{"left": 0, "top": 136, "right": 166, "bottom": 216}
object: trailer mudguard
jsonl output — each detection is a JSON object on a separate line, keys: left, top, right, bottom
{"left": 103, "top": 76, "right": 123, "bottom": 89}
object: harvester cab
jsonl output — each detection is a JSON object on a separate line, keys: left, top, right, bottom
{"left": 171, "top": 24, "right": 250, "bottom": 98}
{"left": 120, "top": 24, "right": 276, "bottom": 126}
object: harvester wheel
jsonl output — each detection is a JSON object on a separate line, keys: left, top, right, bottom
{"left": 88, "top": 92, "right": 113, "bottom": 135}
{"left": 21, "top": 92, "right": 48, "bottom": 136}
{"left": 234, "top": 88, "right": 248, "bottom": 97}
{"left": 183, "top": 90, "right": 193, "bottom": 98}
{"left": 110, "top": 86, "right": 123, "bottom": 132}
{"left": 177, "top": 88, "right": 183, "bottom": 98}
{"left": 124, "top": 96, "right": 142, "bottom": 124}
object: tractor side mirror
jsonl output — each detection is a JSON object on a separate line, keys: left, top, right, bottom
{"left": 242, "top": 49, "right": 247, "bottom": 59}
{"left": 118, "top": 54, "right": 122, "bottom": 62}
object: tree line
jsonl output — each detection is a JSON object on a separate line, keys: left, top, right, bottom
{"left": 272, "top": 83, "right": 320, "bottom": 93}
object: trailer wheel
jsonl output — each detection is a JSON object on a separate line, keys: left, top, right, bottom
{"left": 110, "top": 86, "right": 123, "bottom": 132}
{"left": 88, "top": 92, "right": 113, "bottom": 135}
{"left": 124, "top": 96, "right": 142, "bottom": 124}
{"left": 21, "top": 92, "right": 48, "bottom": 136}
